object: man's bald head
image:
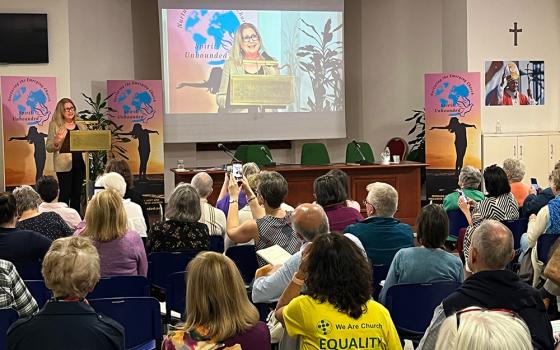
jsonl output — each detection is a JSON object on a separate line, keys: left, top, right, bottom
{"left": 469, "top": 219, "right": 514, "bottom": 271}
{"left": 292, "top": 203, "right": 330, "bottom": 241}
{"left": 191, "top": 172, "right": 213, "bottom": 198}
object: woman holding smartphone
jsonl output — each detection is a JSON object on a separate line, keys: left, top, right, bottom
{"left": 46, "top": 98, "right": 86, "bottom": 213}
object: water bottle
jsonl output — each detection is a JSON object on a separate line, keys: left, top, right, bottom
{"left": 496, "top": 120, "right": 502, "bottom": 133}
{"left": 177, "top": 159, "right": 184, "bottom": 170}
{"left": 382, "top": 147, "right": 391, "bottom": 164}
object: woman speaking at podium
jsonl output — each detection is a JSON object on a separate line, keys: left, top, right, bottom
{"left": 216, "top": 22, "right": 279, "bottom": 113}
{"left": 46, "top": 98, "right": 86, "bottom": 214}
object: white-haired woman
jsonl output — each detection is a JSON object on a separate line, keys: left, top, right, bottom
{"left": 443, "top": 166, "right": 484, "bottom": 211}
{"left": 503, "top": 158, "right": 530, "bottom": 207}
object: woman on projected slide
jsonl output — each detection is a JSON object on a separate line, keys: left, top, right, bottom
{"left": 216, "top": 23, "right": 279, "bottom": 113}
{"left": 430, "top": 117, "right": 477, "bottom": 173}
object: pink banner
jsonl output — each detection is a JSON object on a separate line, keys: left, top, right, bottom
{"left": 1, "top": 76, "right": 57, "bottom": 186}
{"left": 107, "top": 80, "right": 164, "bottom": 210}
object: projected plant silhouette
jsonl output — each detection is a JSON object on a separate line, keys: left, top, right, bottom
{"left": 297, "top": 18, "right": 343, "bottom": 112}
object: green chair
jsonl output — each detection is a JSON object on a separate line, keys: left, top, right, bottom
{"left": 301, "top": 143, "right": 330, "bottom": 166}
{"left": 233, "top": 145, "right": 249, "bottom": 163}
{"left": 245, "top": 144, "right": 274, "bottom": 167}
{"left": 346, "top": 141, "right": 374, "bottom": 164}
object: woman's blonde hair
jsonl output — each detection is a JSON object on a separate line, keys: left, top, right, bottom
{"left": 82, "top": 189, "right": 127, "bottom": 242}
{"left": 42, "top": 236, "right": 100, "bottom": 298}
{"left": 52, "top": 98, "right": 77, "bottom": 128}
{"left": 230, "top": 23, "right": 268, "bottom": 66}
{"left": 435, "top": 308, "right": 532, "bottom": 350}
{"left": 184, "top": 252, "right": 259, "bottom": 340}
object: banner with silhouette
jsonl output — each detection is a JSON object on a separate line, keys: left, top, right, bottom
{"left": 107, "top": 80, "right": 164, "bottom": 213}
{"left": 425, "top": 72, "right": 481, "bottom": 203}
{"left": 1, "top": 76, "right": 57, "bottom": 187}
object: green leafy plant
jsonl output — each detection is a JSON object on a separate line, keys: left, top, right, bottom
{"left": 405, "top": 109, "right": 425, "bottom": 162}
{"left": 297, "top": 18, "right": 343, "bottom": 112}
{"left": 78, "top": 93, "right": 131, "bottom": 180}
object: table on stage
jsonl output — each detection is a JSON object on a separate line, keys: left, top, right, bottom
{"left": 172, "top": 161, "right": 426, "bottom": 226}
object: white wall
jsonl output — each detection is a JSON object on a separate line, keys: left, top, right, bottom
{"left": 0, "top": 0, "right": 71, "bottom": 189}
{"left": 467, "top": 0, "right": 560, "bottom": 134}
{"left": 68, "top": 0, "right": 135, "bottom": 111}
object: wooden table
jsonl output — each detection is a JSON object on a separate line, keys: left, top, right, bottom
{"left": 172, "top": 162, "right": 426, "bottom": 226}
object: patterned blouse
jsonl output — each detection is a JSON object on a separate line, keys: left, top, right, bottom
{"left": 463, "top": 192, "right": 519, "bottom": 262}
{"left": 16, "top": 211, "right": 74, "bottom": 241}
{"left": 255, "top": 212, "right": 302, "bottom": 267}
{"left": 148, "top": 220, "right": 210, "bottom": 252}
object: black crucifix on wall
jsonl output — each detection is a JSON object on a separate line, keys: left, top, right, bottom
{"left": 509, "top": 22, "right": 522, "bottom": 46}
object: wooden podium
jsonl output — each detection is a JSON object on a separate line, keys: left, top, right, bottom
{"left": 69, "top": 130, "right": 111, "bottom": 200}
{"left": 230, "top": 74, "right": 294, "bottom": 109}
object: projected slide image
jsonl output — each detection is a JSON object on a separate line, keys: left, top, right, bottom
{"left": 163, "top": 9, "right": 344, "bottom": 114}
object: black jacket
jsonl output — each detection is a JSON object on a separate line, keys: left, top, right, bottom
{"left": 442, "top": 269, "right": 554, "bottom": 350}
{"left": 8, "top": 299, "right": 124, "bottom": 350}
{"left": 522, "top": 187, "right": 555, "bottom": 218}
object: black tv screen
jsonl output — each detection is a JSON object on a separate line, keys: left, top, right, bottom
{"left": 0, "top": 14, "right": 48, "bottom": 64}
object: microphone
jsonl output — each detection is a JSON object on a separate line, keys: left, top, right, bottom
{"left": 218, "top": 143, "right": 240, "bottom": 162}
{"left": 260, "top": 146, "right": 276, "bottom": 166}
{"left": 351, "top": 139, "right": 371, "bottom": 165}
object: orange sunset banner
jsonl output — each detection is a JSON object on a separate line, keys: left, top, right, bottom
{"left": 424, "top": 72, "right": 481, "bottom": 202}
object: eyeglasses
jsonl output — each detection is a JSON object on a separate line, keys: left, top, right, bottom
{"left": 242, "top": 34, "right": 259, "bottom": 43}
{"left": 363, "top": 199, "right": 372, "bottom": 207}
{"left": 64, "top": 107, "right": 75, "bottom": 112}
{"left": 455, "top": 306, "right": 518, "bottom": 329}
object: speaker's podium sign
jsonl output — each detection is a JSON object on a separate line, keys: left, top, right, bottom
{"left": 230, "top": 74, "right": 294, "bottom": 108}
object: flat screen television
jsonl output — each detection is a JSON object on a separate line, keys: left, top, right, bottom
{"left": 0, "top": 13, "right": 48, "bottom": 64}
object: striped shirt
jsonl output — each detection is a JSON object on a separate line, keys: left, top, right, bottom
{"left": 255, "top": 212, "right": 302, "bottom": 267}
{"left": 0, "top": 259, "right": 38, "bottom": 317}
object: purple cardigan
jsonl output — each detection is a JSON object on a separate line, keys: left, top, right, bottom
{"left": 75, "top": 229, "right": 147, "bottom": 277}
{"left": 324, "top": 203, "right": 364, "bottom": 232}
{"left": 216, "top": 192, "right": 248, "bottom": 217}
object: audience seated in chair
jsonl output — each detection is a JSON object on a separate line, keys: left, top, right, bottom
{"left": 148, "top": 183, "right": 210, "bottom": 253}
{"left": 7, "top": 236, "right": 125, "bottom": 350}
{"left": 13, "top": 185, "right": 73, "bottom": 241}
{"left": 252, "top": 203, "right": 364, "bottom": 304}
{"left": 344, "top": 182, "right": 414, "bottom": 266}
{"left": 435, "top": 307, "right": 532, "bottom": 350}
{"left": 216, "top": 162, "right": 260, "bottom": 217}
{"left": 0, "top": 259, "right": 38, "bottom": 318}
{"left": 76, "top": 189, "right": 147, "bottom": 277}
{"left": 503, "top": 158, "right": 531, "bottom": 207}
{"left": 443, "top": 166, "right": 484, "bottom": 212}
{"left": 417, "top": 220, "right": 554, "bottom": 350}
{"left": 105, "top": 159, "right": 150, "bottom": 230}
{"left": 95, "top": 172, "right": 147, "bottom": 238}
{"left": 327, "top": 169, "right": 361, "bottom": 212}
{"left": 379, "top": 204, "right": 463, "bottom": 304}
{"left": 36, "top": 175, "right": 82, "bottom": 229}
{"left": 314, "top": 174, "right": 363, "bottom": 232}
{"left": 162, "top": 252, "right": 270, "bottom": 350}
{"left": 522, "top": 161, "right": 560, "bottom": 218}
{"left": 226, "top": 171, "right": 301, "bottom": 267}
{"left": 275, "top": 233, "right": 402, "bottom": 350}
{"left": 191, "top": 172, "right": 227, "bottom": 236}
{"left": 460, "top": 165, "right": 519, "bottom": 268}
{"left": 0, "top": 192, "right": 51, "bottom": 265}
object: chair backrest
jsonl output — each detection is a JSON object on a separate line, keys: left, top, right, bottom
{"left": 225, "top": 245, "right": 258, "bottom": 285}
{"left": 209, "top": 235, "right": 224, "bottom": 253}
{"left": 88, "top": 275, "right": 150, "bottom": 300}
{"left": 0, "top": 308, "right": 18, "bottom": 350}
{"left": 537, "top": 234, "right": 560, "bottom": 264}
{"left": 148, "top": 251, "right": 199, "bottom": 289}
{"left": 301, "top": 143, "right": 330, "bottom": 166}
{"left": 501, "top": 218, "right": 529, "bottom": 250}
{"left": 447, "top": 209, "right": 468, "bottom": 238}
{"left": 372, "top": 264, "right": 389, "bottom": 301}
{"left": 384, "top": 281, "right": 461, "bottom": 335}
{"left": 24, "top": 280, "right": 52, "bottom": 308}
{"left": 14, "top": 260, "right": 42, "bottom": 280}
{"left": 165, "top": 271, "right": 186, "bottom": 321}
{"left": 385, "top": 137, "right": 409, "bottom": 160}
{"left": 245, "top": 144, "right": 273, "bottom": 167}
{"left": 233, "top": 145, "right": 249, "bottom": 163}
{"left": 345, "top": 141, "right": 374, "bottom": 163}
{"left": 89, "top": 297, "right": 162, "bottom": 350}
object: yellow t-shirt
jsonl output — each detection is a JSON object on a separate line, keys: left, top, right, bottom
{"left": 283, "top": 295, "right": 402, "bottom": 350}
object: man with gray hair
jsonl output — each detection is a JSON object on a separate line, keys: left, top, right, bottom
{"left": 251, "top": 203, "right": 364, "bottom": 304}
{"left": 344, "top": 182, "right": 413, "bottom": 265}
{"left": 418, "top": 220, "right": 554, "bottom": 350}
{"left": 191, "top": 172, "right": 226, "bottom": 236}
